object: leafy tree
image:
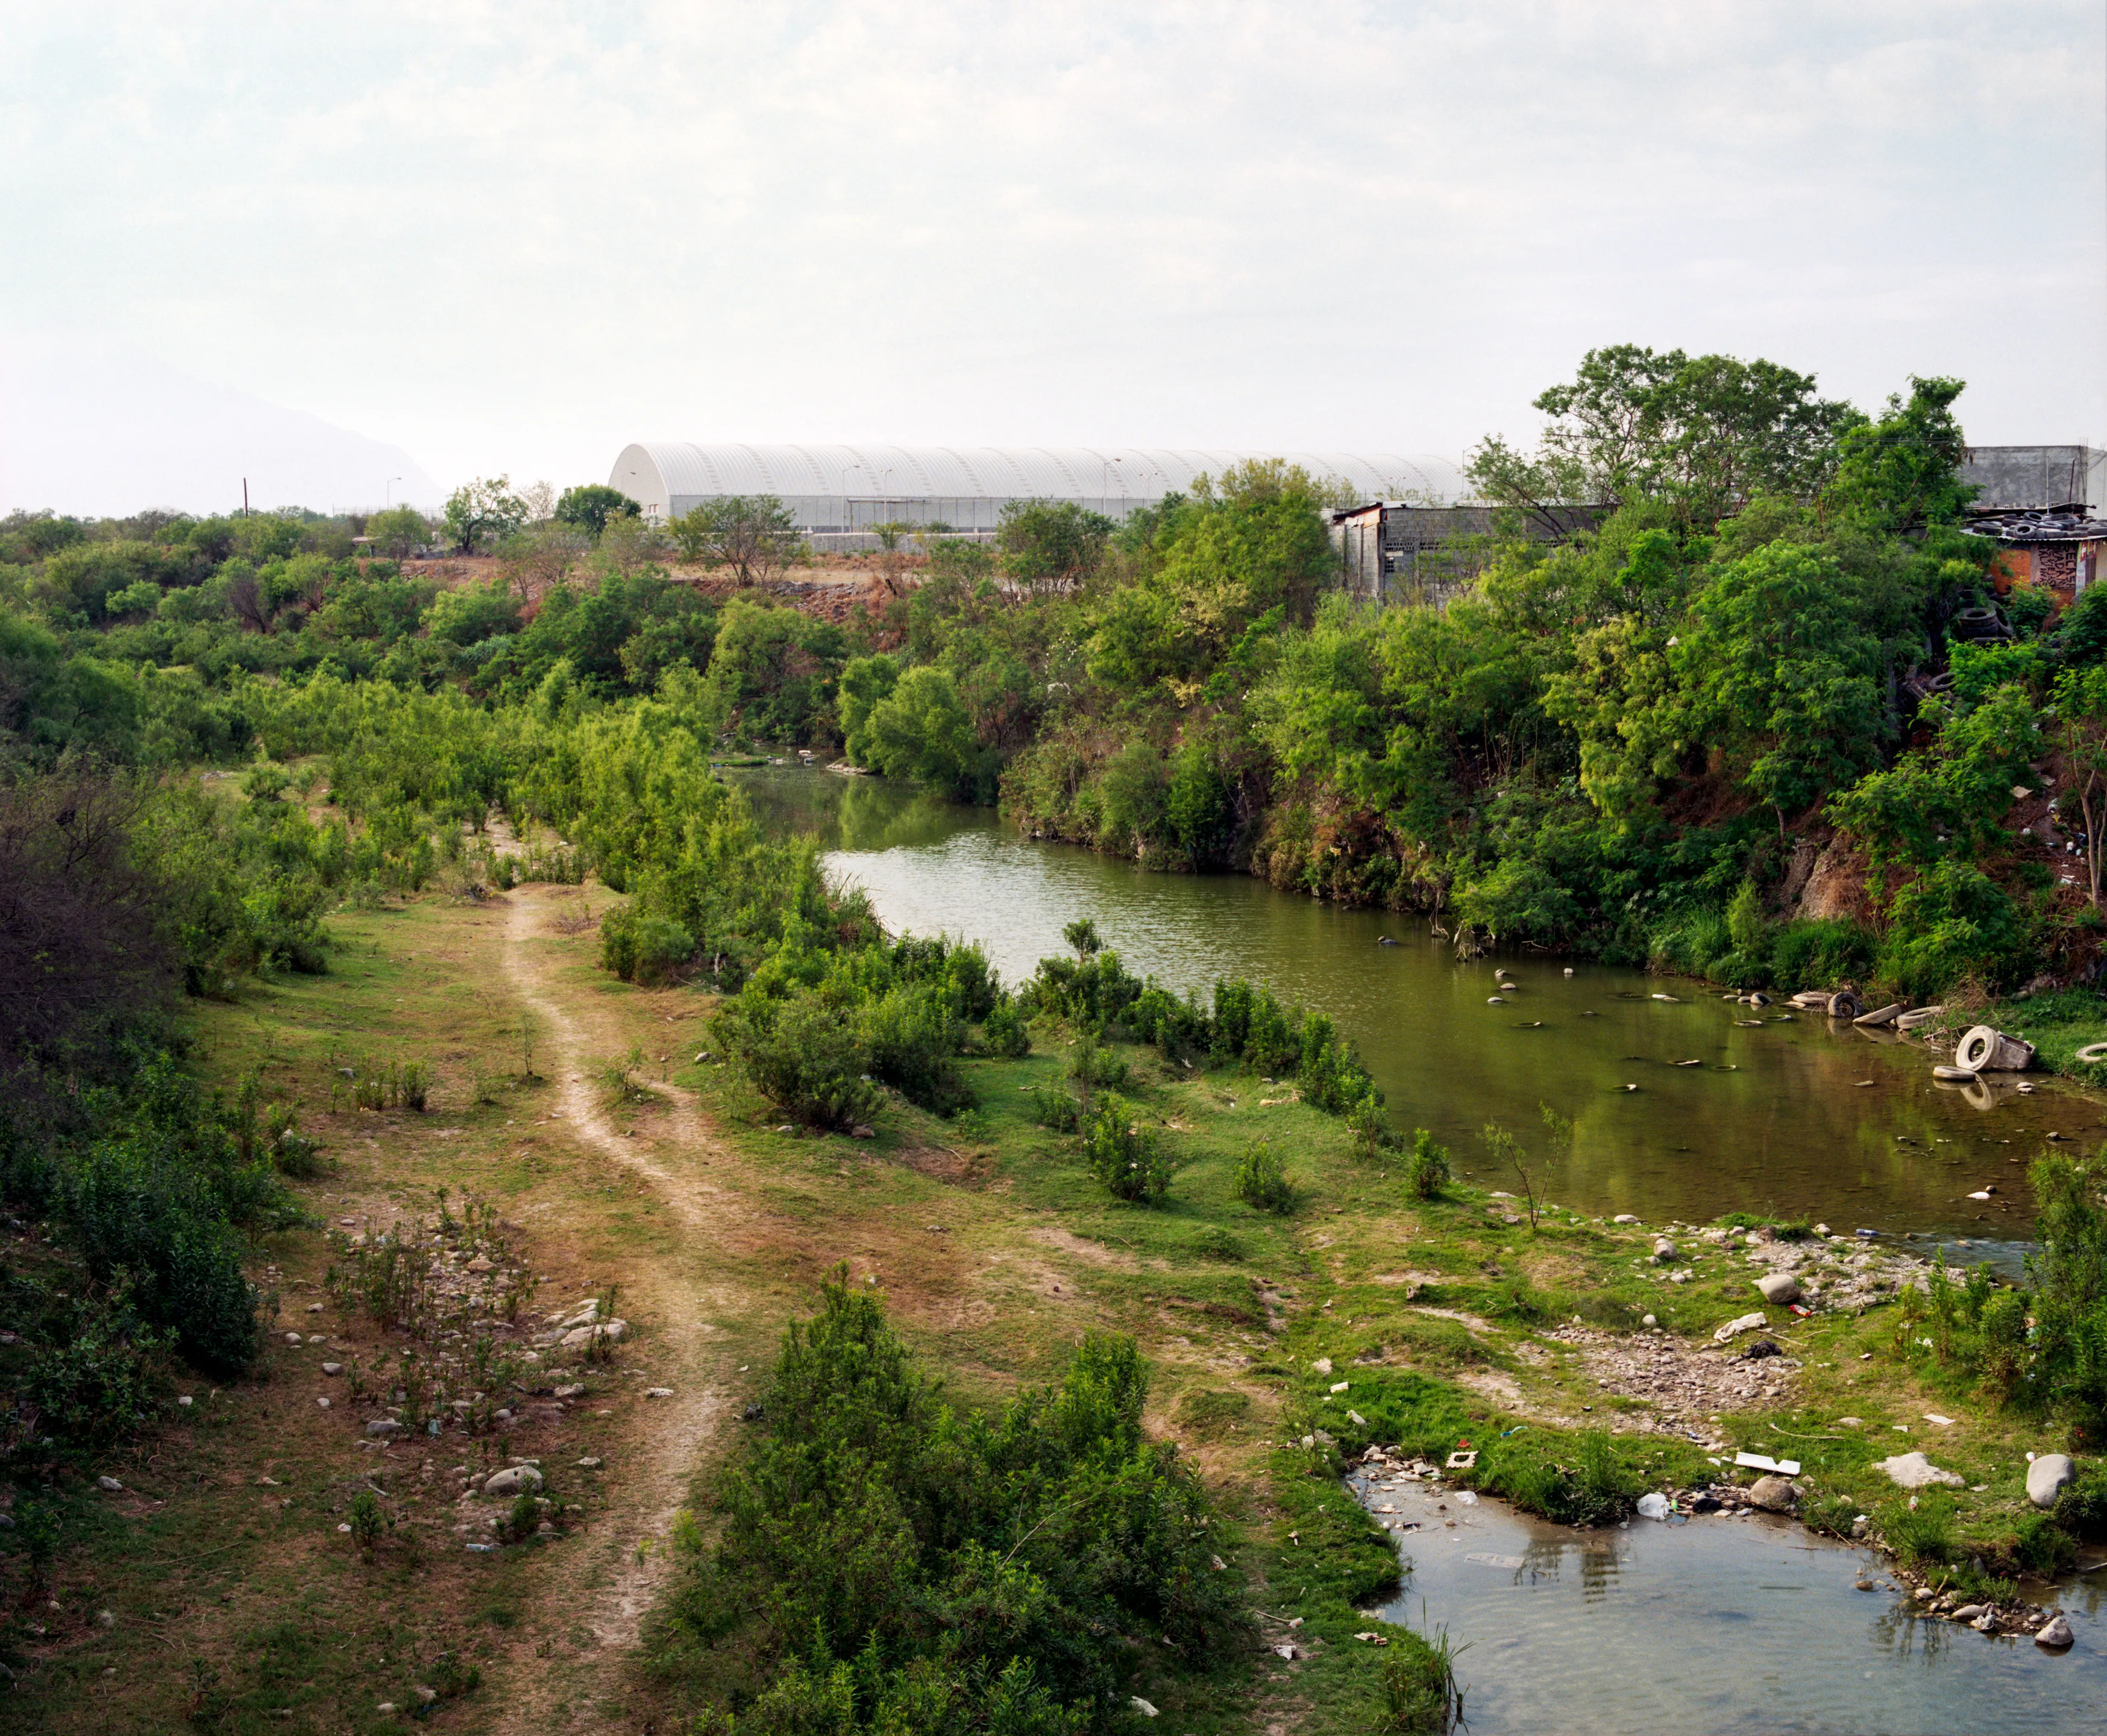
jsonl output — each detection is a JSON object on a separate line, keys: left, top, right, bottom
{"left": 442, "top": 477, "right": 528, "bottom": 553}
{"left": 365, "top": 505, "right": 431, "bottom": 560}
{"left": 1826, "top": 376, "right": 1973, "bottom": 534}
{"left": 1469, "top": 343, "right": 1861, "bottom": 529}
{"left": 996, "top": 500, "right": 1114, "bottom": 596}
{"left": 553, "top": 484, "right": 641, "bottom": 537}
{"left": 668, "top": 495, "right": 805, "bottom": 585}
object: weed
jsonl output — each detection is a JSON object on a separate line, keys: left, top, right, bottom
{"left": 1885, "top": 1489, "right": 1957, "bottom": 1565}
{"left": 1193, "top": 1226, "right": 1247, "bottom": 1262}
{"left": 1378, "top": 1617, "right": 1469, "bottom": 1735}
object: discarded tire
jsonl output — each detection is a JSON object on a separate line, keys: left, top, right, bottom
{"left": 1954, "top": 1024, "right": 2037, "bottom": 1074}
{"left": 1826, "top": 991, "right": 1864, "bottom": 1019}
{"left": 1933, "top": 1064, "right": 1978, "bottom": 1083}
{"left": 2076, "top": 1042, "right": 2107, "bottom": 1066}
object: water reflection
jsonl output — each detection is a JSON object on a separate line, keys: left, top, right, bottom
{"left": 1352, "top": 1473, "right": 2101, "bottom": 1734}
{"left": 730, "top": 766, "right": 2105, "bottom": 1242}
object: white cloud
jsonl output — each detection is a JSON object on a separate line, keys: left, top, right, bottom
{"left": 0, "top": 0, "right": 2099, "bottom": 509}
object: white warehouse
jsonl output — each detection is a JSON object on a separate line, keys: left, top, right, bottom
{"left": 608, "top": 443, "right": 1467, "bottom": 538}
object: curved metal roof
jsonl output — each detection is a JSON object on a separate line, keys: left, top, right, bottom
{"left": 611, "top": 443, "right": 1468, "bottom": 510}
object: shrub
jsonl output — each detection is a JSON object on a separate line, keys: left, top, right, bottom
{"left": 733, "top": 997, "right": 879, "bottom": 1131}
{"left": 24, "top": 1293, "right": 169, "bottom": 1449}
{"left": 672, "top": 1272, "right": 1242, "bottom": 1727}
{"left": 348, "top": 1490, "right": 386, "bottom": 1550}
{"left": 1192, "top": 1226, "right": 1246, "bottom": 1262}
{"left": 1405, "top": 1128, "right": 1452, "bottom": 1200}
{"left": 861, "top": 983, "right": 973, "bottom": 1116}
{"left": 1346, "top": 1090, "right": 1390, "bottom": 1159}
{"left": 1234, "top": 1142, "right": 1296, "bottom": 1214}
{"left": 1084, "top": 1094, "right": 1172, "bottom": 1204}
{"left": 979, "top": 995, "right": 1032, "bottom": 1058}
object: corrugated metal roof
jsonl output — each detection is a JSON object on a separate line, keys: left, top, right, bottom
{"left": 611, "top": 442, "right": 1468, "bottom": 519}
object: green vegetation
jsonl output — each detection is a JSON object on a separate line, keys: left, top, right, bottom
{"left": 661, "top": 1271, "right": 1241, "bottom": 1733}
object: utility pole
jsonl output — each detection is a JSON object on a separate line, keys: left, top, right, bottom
{"left": 242, "top": 477, "right": 249, "bottom": 515}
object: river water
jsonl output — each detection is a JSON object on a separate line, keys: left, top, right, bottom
{"left": 735, "top": 765, "right": 2106, "bottom": 1730}
{"left": 736, "top": 766, "right": 2103, "bottom": 1255}
{"left": 1352, "top": 1468, "right": 2104, "bottom": 1736}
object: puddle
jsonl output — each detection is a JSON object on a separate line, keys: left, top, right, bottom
{"left": 1352, "top": 1468, "right": 2106, "bottom": 1734}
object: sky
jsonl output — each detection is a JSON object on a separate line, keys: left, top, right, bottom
{"left": 2, "top": 1, "right": 2103, "bottom": 513}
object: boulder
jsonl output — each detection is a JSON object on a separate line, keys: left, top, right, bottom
{"left": 1653, "top": 1238, "right": 1678, "bottom": 1263}
{"left": 1748, "top": 1476, "right": 1797, "bottom": 1513}
{"left": 2036, "top": 1614, "right": 2074, "bottom": 1649}
{"left": 2027, "top": 1453, "right": 2076, "bottom": 1509}
{"left": 559, "top": 1319, "right": 627, "bottom": 1351}
{"left": 366, "top": 1419, "right": 404, "bottom": 1438}
{"left": 1876, "top": 1451, "right": 1964, "bottom": 1489}
{"left": 1755, "top": 1272, "right": 1803, "bottom": 1306}
{"left": 1613, "top": 1213, "right": 1641, "bottom": 1225}
{"left": 483, "top": 1465, "right": 544, "bottom": 1499}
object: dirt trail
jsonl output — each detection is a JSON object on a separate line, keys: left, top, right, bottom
{"left": 495, "top": 887, "right": 738, "bottom": 1729}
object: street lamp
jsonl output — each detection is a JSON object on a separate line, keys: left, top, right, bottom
{"left": 385, "top": 476, "right": 403, "bottom": 509}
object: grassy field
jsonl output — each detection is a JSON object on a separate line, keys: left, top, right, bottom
{"left": 1, "top": 879, "right": 2088, "bottom": 1733}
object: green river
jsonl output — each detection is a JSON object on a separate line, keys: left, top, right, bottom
{"left": 737, "top": 764, "right": 2105, "bottom": 1730}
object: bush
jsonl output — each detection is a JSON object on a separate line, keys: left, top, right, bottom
{"left": 861, "top": 983, "right": 973, "bottom": 1116}
{"left": 733, "top": 997, "right": 879, "bottom": 1131}
{"left": 1405, "top": 1128, "right": 1452, "bottom": 1200}
{"left": 24, "top": 1293, "right": 169, "bottom": 1449}
{"left": 1234, "top": 1142, "right": 1296, "bottom": 1214}
{"left": 1084, "top": 1093, "right": 1172, "bottom": 1204}
{"left": 669, "top": 1272, "right": 1242, "bottom": 1727}
{"left": 979, "top": 996, "right": 1032, "bottom": 1058}
{"left": 598, "top": 903, "right": 694, "bottom": 984}
{"left": 1027, "top": 1084, "right": 1082, "bottom": 1133}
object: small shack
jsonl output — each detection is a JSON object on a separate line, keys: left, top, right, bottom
{"left": 1332, "top": 502, "right": 1603, "bottom": 603}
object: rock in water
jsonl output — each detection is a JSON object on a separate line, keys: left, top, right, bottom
{"left": 1748, "top": 1476, "right": 1797, "bottom": 1513}
{"left": 483, "top": 1465, "right": 544, "bottom": 1499}
{"left": 1755, "top": 1272, "right": 1803, "bottom": 1305}
{"left": 2027, "top": 1453, "right": 2076, "bottom": 1509}
{"left": 1876, "top": 1451, "right": 1964, "bottom": 1489}
{"left": 2036, "top": 1615, "right": 2074, "bottom": 1649}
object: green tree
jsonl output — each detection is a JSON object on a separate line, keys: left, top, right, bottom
{"left": 668, "top": 495, "right": 805, "bottom": 585}
{"left": 553, "top": 485, "right": 642, "bottom": 537}
{"left": 365, "top": 505, "right": 431, "bottom": 560}
{"left": 442, "top": 477, "right": 527, "bottom": 553}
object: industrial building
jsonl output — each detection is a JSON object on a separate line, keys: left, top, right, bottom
{"left": 1959, "top": 446, "right": 2107, "bottom": 602}
{"left": 607, "top": 443, "right": 1467, "bottom": 548}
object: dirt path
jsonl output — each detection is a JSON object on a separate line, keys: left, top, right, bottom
{"left": 494, "top": 888, "right": 739, "bottom": 1730}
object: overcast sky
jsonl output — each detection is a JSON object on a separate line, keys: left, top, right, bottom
{"left": 2, "top": 1, "right": 2102, "bottom": 512}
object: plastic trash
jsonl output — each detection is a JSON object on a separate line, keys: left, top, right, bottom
{"left": 1637, "top": 1492, "right": 1671, "bottom": 1520}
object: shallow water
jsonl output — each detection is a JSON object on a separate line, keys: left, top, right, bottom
{"left": 1350, "top": 1470, "right": 2105, "bottom": 1735}
{"left": 736, "top": 766, "right": 2100, "bottom": 1255}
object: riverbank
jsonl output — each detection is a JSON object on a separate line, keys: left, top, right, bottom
{"left": 8, "top": 875, "right": 2096, "bottom": 1732}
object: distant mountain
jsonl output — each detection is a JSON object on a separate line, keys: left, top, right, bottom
{"left": 0, "top": 332, "right": 441, "bottom": 517}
